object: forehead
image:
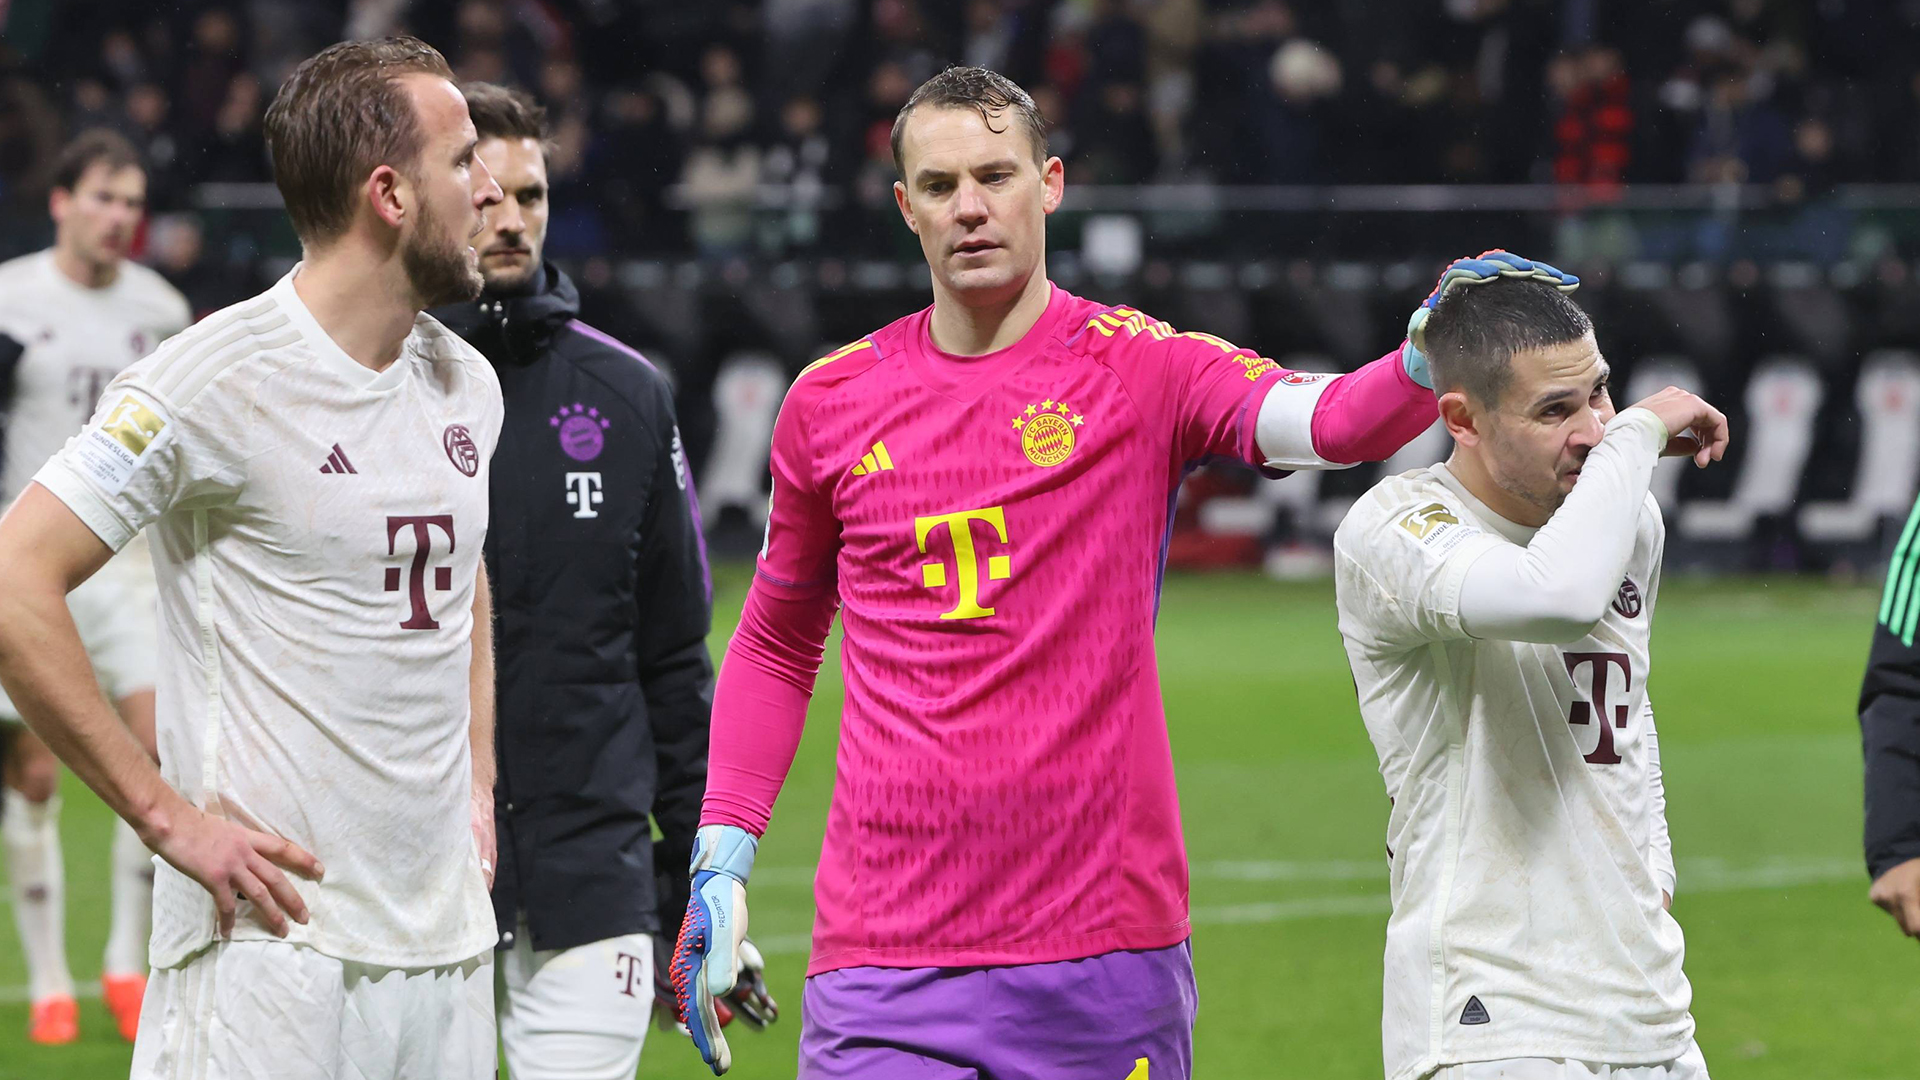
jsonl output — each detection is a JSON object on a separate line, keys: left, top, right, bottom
{"left": 901, "top": 104, "right": 1031, "bottom": 173}
{"left": 73, "top": 162, "right": 146, "bottom": 195}
{"left": 1506, "top": 333, "right": 1605, "bottom": 396}
{"left": 476, "top": 136, "right": 547, "bottom": 184}
{"left": 402, "top": 73, "right": 474, "bottom": 145}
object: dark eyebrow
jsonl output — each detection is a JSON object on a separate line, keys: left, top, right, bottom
{"left": 457, "top": 137, "right": 478, "bottom": 163}
{"left": 1531, "top": 362, "right": 1611, "bottom": 411}
{"left": 912, "top": 159, "right": 1020, "bottom": 185}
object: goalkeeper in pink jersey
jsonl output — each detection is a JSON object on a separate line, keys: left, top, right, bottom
{"left": 670, "top": 66, "right": 1538, "bottom": 1079}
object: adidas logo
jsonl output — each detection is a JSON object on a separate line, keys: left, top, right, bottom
{"left": 318, "top": 443, "right": 358, "bottom": 474}
{"left": 850, "top": 441, "right": 895, "bottom": 476}
{"left": 1459, "top": 996, "right": 1490, "bottom": 1026}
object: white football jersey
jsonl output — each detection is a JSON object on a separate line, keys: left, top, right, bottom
{"left": 35, "top": 268, "right": 503, "bottom": 970}
{"left": 1333, "top": 463, "right": 1691, "bottom": 1080}
{"left": 0, "top": 249, "right": 191, "bottom": 508}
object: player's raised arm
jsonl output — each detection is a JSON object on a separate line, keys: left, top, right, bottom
{"left": 0, "top": 485, "right": 321, "bottom": 936}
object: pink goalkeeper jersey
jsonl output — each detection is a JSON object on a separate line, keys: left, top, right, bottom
{"left": 707, "top": 283, "right": 1434, "bottom": 974}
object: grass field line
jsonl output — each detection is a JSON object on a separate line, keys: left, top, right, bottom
{"left": 0, "top": 856, "right": 1862, "bottom": 1000}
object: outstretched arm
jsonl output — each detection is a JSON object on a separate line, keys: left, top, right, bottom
{"left": 1254, "top": 345, "right": 1437, "bottom": 470}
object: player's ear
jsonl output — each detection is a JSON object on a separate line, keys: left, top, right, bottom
{"left": 1041, "top": 156, "right": 1064, "bottom": 215}
{"left": 47, "top": 186, "right": 69, "bottom": 225}
{"left": 892, "top": 179, "right": 918, "bottom": 235}
{"left": 366, "top": 164, "right": 407, "bottom": 231}
{"left": 1438, "top": 389, "right": 1481, "bottom": 447}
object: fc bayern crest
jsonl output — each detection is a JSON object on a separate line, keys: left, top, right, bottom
{"left": 1010, "top": 396, "right": 1085, "bottom": 468}
{"left": 1612, "top": 577, "right": 1643, "bottom": 619}
{"left": 443, "top": 424, "right": 480, "bottom": 477}
{"left": 550, "top": 403, "right": 611, "bottom": 462}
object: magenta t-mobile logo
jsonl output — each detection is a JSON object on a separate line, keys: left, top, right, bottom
{"left": 614, "top": 951, "right": 646, "bottom": 997}
{"left": 385, "top": 514, "right": 456, "bottom": 630}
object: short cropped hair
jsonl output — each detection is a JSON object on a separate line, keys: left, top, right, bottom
{"left": 1421, "top": 278, "right": 1594, "bottom": 407}
{"left": 891, "top": 66, "right": 1047, "bottom": 177}
{"left": 263, "top": 37, "right": 456, "bottom": 244}
{"left": 52, "top": 129, "right": 143, "bottom": 192}
{"left": 461, "top": 82, "right": 550, "bottom": 158}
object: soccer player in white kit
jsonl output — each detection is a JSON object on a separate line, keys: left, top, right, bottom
{"left": 1332, "top": 259, "right": 1730, "bottom": 1080}
{"left": 0, "top": 38, "right": 506, "bottom": 1076}
{"left": 0, "top": 129, "right": 190, "bottom": 1045}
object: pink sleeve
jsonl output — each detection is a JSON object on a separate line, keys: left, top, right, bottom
{"left": 700, "top": 579, "right": 836, "bottom": 834}
{"left": 1151, "top": 331, "right": 1287, "bottom": 467}
{"left": 700, "top": 378, "right": 842, "bottom": 834}
{"left": 1308, "top": 345, "right": 1441, "bottom": 464}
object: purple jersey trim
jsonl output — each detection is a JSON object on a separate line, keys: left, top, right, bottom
{"left": 567, "top": 319, "right": 713, "bottom": 602}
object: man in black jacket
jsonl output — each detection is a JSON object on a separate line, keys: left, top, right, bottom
{"left": 1864, "top": 491, "right": 1920, "bottom": 940}
{"left": 431, "top": 83, "right": 774, "bottom": 1078}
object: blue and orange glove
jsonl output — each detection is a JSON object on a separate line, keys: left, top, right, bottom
{"left": 670, "top": 824, "right": 773, "bottom": 1075}
{"left": 1400, "top": 249, "right": 1580, "bottom": 389}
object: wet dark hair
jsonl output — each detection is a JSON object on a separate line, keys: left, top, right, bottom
{"left": 1422, "top": 278, "right": 1594, "bottom": 406}
{"left": 891, "top": 66, "right": 1047, "bottom": 176}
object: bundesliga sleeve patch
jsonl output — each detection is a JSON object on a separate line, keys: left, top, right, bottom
{"left": 1393, "top": 502, "right": 1475, "bottom": 557}
{"left": 72, "top": 390, "right": 170, "bottom": 496}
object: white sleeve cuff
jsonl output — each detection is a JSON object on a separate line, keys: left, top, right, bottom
{"left": 1255, "top": 374, "right": 1356, "bottom": 471}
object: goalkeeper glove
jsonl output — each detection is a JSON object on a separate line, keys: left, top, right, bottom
{"left": 653, "top": 933, "right": 779, "bottom": 1033}
{"left": 670, "top": 824, "right": 760, "bottom": 1075}
{"left": 1401, "top": 249, "right": 1580, "bottom": 389}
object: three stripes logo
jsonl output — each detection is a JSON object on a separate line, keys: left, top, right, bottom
{"left": 851, "top": 441, "right": 894, "bottom": 476}
{"left": 318, "top": 443, "right": 358, "bottom": 475}
{"left": 1459, "top": 995, "right": 1491, "bottom": 1026}
{"left": 1880, "top": 495, "right": 1920, "bottom": 646}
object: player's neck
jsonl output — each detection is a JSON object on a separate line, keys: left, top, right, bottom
{"left": 927, "top": 270, "right": 1051, "bottom": 357}
{"left": 52, "top": 244, "right": 119, "bottom": 290}
{"left": 1446, "top": 450, "right": 1552, "bottom": 529}
{"left": 293, "top": 246, "right": 419, "bottom": 373}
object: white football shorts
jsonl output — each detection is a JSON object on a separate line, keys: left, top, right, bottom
{"left": 498, "top": 921, "right": 655, "bottom": 1080}
{"left": 130, "top": 940, "right": 494, "bottom": 1079}
{"left": 1424, "top": 1041, "right": 1710, "bottom": 1080}
{"left": 0, "top": 542, "right": 157, "bottom": 722}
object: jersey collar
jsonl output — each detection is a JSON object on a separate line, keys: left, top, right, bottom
{"left": 1430, "top": 461, "right": 1540, "bottom": 545}
{"left": 272, "top": 266, "right": 414, "bottom": 393}
{"left": 907, "top": 282, "right": 1071, "bottom": 402}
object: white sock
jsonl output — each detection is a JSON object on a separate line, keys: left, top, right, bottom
{"left": 103, "top": 815, "right": 154, "bottom": 977}
{"left": 3, "top": 789, "right": 73, "bottom": 1001}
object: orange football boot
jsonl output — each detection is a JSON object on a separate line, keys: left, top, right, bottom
{"left": 103, "top": 972, "right": 148, "bottom": 1042}
{"left": 28, "top": 993, "right": 78, "bottom": 1045}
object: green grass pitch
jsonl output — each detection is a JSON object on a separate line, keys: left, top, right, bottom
{"left": 2, "top": 568, "right": 1914, "bottom": 1079}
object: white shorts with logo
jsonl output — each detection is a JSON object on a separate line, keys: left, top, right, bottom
{"left": 130, "top": 940, "right": 494, "bottom": 1080}
{"left": 498, "top": 921, "right": 654, "bottom": 1080}
{"left": 1425, "top": 1041, "right": 1710, "bottom": 1080}
{"left": 0, "top": 542, "right": 157, "bottom": 722}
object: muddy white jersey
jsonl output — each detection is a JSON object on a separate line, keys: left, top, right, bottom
{"left": 35, "top": 268, "right": 503, "bottom": 969}
{"left": 1334, "top": 463, "right": 1691, "bottom": 1080}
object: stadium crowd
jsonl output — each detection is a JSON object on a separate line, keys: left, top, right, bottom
{"left": 0, "top": 0, "right": 1913, "bottom": 266}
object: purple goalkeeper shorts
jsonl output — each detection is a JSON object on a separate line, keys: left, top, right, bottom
{"left": 797, "top": 942, "right": 1197, "bottom": 1080}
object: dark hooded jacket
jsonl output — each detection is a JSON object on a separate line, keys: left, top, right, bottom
{"left": 432, "top": 264, "right": 712, "bottom": 951}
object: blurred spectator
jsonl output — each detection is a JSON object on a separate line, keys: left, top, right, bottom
{"left": 1687, "top": 67, "right": 1791, "bottom": 185}
{"left": 1550, "top": 47, "right": 1632, "bottom": 190}
{"left": 593, "top": 83, "right": 690, "bottom": 253}
{"left": 147, "top": 212, "right": 259, "bottom": 318}
{"left": 682, "top": 45, "right": 762, "bottom": 259}
{"left": 191, "top": 73, "right": 269, "bottom": 184}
